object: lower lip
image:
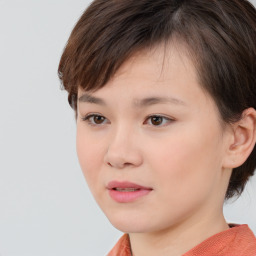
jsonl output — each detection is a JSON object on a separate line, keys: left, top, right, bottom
{"left": 108, "top": 189, "right": 152, "bottom": 203}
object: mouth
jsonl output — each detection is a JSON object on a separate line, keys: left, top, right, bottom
{"left": 114, "top": 188, "right": 141, "bottom": 192}
{"left": 107, "top": 181, "right": 153, "bottom": 203}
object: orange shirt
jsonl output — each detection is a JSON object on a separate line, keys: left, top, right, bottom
{"left": 107, "top": 225, "right": 256, "bottom": 256}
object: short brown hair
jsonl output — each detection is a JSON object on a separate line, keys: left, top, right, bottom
{"left": 58, "top": 0, "right": 256, "bottom": 199}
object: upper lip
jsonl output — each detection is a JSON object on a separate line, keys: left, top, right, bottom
{"left": 107, "top": 181, "right": 152, "bottom": 190}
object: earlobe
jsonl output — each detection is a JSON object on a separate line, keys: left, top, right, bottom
{"left": 223, "top": 108, "right": 256, "bottom": 169}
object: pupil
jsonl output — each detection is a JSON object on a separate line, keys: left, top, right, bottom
{"left": 94, "top": 116, "right": 104, "bottom": 124}
{"left": 152, "top": 116, "right": 162, "bottom": 125}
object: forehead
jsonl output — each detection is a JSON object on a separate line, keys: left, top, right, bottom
{"left": 77, "top": 42, "right": 222, "bottom": 126}
{"left": 115, "top": 43, "right": 196, "bottom": 82}
{"left": 78, "top": 43, "right": 200, "bottom": 99}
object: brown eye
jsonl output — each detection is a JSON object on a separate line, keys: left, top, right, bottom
{"left": 93, "top": 115, "right": 105, "bottom": 124}
{"left": 144, "top": 115, "right": 173, "bottom": 127}
{"left": 82, "top": 114, "right": 107, "bottom": 126}
{"left": 150, "top": 116, "right": 163, "bottom": 126}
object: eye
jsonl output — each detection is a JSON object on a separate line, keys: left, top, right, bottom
{"left": 81, "top": 114, "right": 108, "bottom": 126}
{"left": 144, "top": 115, "right": 173, "bottom": 126}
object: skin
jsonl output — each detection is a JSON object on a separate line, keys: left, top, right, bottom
{"left": 76, "top": 44, "right": 256, "bottom": 256}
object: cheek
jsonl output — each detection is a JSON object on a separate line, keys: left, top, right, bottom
{"left": 76, "top": 127, "right": 105, "bottom": 190}
{"left": 146, "top": 126, "right": 223, "bottom": 195}
{"left": 141, "top": 128, "right": 224, "bottom": 226}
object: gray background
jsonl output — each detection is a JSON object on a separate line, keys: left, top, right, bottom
{"left": 0, "top": 0, "right": 255, "bottom": 255}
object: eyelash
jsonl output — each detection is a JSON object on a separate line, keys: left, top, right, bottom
{"left": 81, "top": 114, "right": 174, "bottom": 127}
{"left": 144, "top": 115, "right": 174, "bottom": 126}
{"left": 81, "top": 114, "right": 109, "bottom": 126}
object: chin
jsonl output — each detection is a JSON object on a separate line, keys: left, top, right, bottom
{"left": 107, "top": 213, "right": 169, "bottom": 234}
{"left": 111, "top": 221, "right": 149, "bottom": 233}
{"left": 106, "top": 212, "right": 150, "bottom": 233}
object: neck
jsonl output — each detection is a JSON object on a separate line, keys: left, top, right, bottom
{"left": 129, "top": 213, "right": 229, "bottom": 256}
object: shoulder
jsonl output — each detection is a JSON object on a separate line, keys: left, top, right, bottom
{"left": 107, "top": 234, "right": 131, "bottom": 256}
{"left": 184, "top": 224, "right": 256, "bottom": 256}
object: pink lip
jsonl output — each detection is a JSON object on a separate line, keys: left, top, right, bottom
{"left": 107, "top": 181, "right": 153, "bottom": 203}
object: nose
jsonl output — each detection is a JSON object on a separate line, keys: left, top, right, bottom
{"left": 103, "top": 125, "right": 143, "bottom": 169}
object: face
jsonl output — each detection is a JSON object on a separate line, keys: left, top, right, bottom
{"left": 76, "top": 45, "right": 231, "bottom": 234}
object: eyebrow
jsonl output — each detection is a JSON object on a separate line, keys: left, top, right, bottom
{"left": 78, "top": 93, "right": 186, "bottom": 107}
{"left": 78, "top": 94, "right": 106, "bottom": 106}
{"left": 133, "top": 96, "right": 187, "bottom": 108}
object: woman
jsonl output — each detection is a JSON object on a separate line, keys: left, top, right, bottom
{"left": 58, "top": 0, "right": 256, "bottom": 255}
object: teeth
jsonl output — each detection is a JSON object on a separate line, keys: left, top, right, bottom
{"left": 115, "top": 188, "right": 139, "bottom": 192}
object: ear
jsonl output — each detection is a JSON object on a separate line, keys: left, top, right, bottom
{"left": 222, "top": 108, "right": 256, "bottom": 169}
